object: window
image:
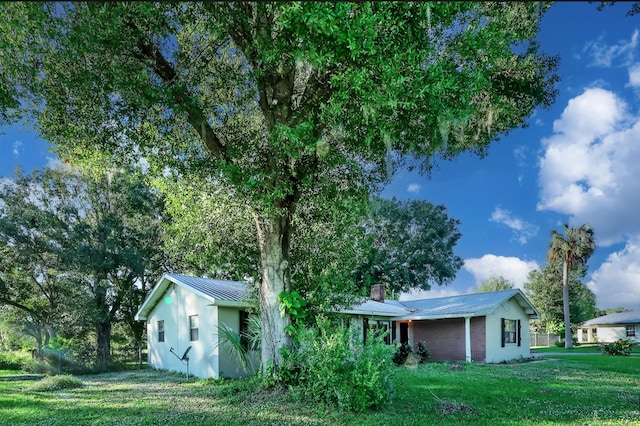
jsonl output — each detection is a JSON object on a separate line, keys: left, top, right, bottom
{"left": 158, "top": 320, "right": 165, "bottom": 343}
{"left": 626, "top": 324, "right": 636, "bottom": 338}
{"left": 364, "top": 319, "right": 391, "bottom": 345}
{"left": 189, "top": 315, "right": 199, "bottom": 341}
{"left": 501, "top": 318, "right": 521, "bottom": 347}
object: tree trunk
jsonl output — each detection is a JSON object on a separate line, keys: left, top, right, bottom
{"left": 255, "top": 213, "right": 292, "bottom": 373}
{"left": 562, "top": 260, "right": 573, "bottom": 349}
{"left": 96, "top": 320, "right": 112, "bottom": 369}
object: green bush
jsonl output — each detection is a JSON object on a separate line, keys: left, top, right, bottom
{"left": 273, "top": 321, "right": 395, "bottom": 412}
{"left": 600, "top": 339, "right": 633, "bottom": 356}
{"left": 415, "top": 341, "right": 430, "bottom": 363}
{"left": 30, "top": 374, "right": 83, "bottom": 392}
{"left": 392, "top": 343, "right": 412, "bottom": 365}
{"left": 0, "top": 351, "right": 31, "bottom": 371}
{"left": 554, "top": 340, "right": 565, "bottom": 348}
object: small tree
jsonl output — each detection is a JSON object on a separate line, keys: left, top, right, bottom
{"left": 547, "top": 224, "right": 595, "bottom": 348}
{"left": 475, "top": 276, "right": 515, "bottom": 293}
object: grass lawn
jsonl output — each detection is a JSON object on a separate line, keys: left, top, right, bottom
{"left": 531, "top": 344, "right": 602, "bottom": 353}
{"left": 532, "top": 343, "right": 639, "bottom": 354}
{"left": 1, "top": 356, "right": 639, "bottom": 425}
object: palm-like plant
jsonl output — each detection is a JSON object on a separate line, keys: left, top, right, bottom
{"left": 216, "top": 315, "right": 262, "bottom": 373}
{"left": 547, "top": 224, "right": 595, "bottom": 348}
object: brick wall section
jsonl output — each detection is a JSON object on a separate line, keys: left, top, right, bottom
{"left": 471, "top": 316, "right": 486, "bottom": 362}
{"left": 413, "top": 317, "right": 486, "bottom": 362}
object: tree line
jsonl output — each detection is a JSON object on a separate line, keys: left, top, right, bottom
{"left": 0, "top": 164, "right": 463, "bottom": 370}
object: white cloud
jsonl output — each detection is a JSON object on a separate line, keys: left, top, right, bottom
{"left": 586, "top": 236, "right": 640, "bottom": 310}
{"left": 46, "top": 156, "right": 64, "bottom": 170}
{"left": 537, "top": 87, "right": 640, "bottom": 246}
{"left": 628, "top": 63, "right": 640, "bottom": 88}
{"left": 583, "top": 29, "right": 638, "bottom": 68}
{"left": 463, "top": 254, "right": 539, "bottom": 291}
{"left": 407, "top": 183, "right": 421, "bottom": 193}
{"left": 489, "top": 207, "right": 539, "bottom": 244}
{"left": 399, "top": 286, "right": 463, "bottom": 301}
{"left": 12, "top": 141, "right": 22, "bottom": 157}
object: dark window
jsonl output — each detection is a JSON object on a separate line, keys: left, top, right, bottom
{"left": 189, "top": 315, "right": 199, "bottom": 341}
{"left": 626, "top": 325, "right": 636, "bottom": 338}
{"left": 364, "top": 319, "right": 391, "bottom": 345}
{"left": 158, "top": 320, "right": 165, "bottom": 343}
{"left": 501, "top": 318, "right": 521, "bottom": 346}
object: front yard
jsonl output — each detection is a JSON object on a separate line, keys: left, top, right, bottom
{"left": 1, "top": 354, "right": 639, "bottom": 425}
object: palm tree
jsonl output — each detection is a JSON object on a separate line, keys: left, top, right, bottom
{"left": 547, "top": 224, "right": 595, "bottom": 348}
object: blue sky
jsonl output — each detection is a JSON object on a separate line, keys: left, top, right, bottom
{"left": 1, "top": 3, "right": 639, "bottom": 309}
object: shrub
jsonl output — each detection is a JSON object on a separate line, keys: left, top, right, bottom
{"left": 600, "top": 339, "right": 633, "bottom": 356}
{"left": 272, "top": 321, "right": 395, "bottom": 412}
{"left": 554, "top": 340, "right": 565, "bottom": 348}
{"left": 415, "top": 341, "right": 430, "bottom": 363}
{"left": 0, "top": 351, "right": 31, "bottom": 371}
{"left": 30, "top": 374, "right": 83, "bottom": 392}
{"left": 392, "top": 343, "right": 412, "bottom": 365}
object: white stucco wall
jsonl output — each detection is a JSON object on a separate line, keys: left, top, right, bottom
{"left": 485, "top": 299, "right": 532, "bottom": 363}
{"left": 592, "top": 324, "right": 640, "bottom": 343}
{"left": 146, "top": 283, "right": 221, "bottom": 379}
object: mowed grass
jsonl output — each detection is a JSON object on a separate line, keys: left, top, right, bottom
{"left": 1, "top": 355, "right": 639, "bottom": 426}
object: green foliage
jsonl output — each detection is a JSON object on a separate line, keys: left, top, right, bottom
{"left": 599, "top": 339, "right": 633, "bottom": 356}
{"left": 547, "top": 224, "right": 596, "bottom": 348}
{"left": 278, "top": 291, "right": 308, "bottom": 338}
{"left": 392, "top": 343, "right": 413, "bottom": 365}
{"left": 273, "top": 321, "right": 395, "bottom": 412}
{"left": 216, "top": 315, "right": 261, "bottom": 374}
{"left": 0, "top": 351, "right": 30, "bottom": 371}
{"left": 0, "top": 166, "right": 165, "bottom": 368}
{"left": 30, "top": 374, "right": 83, "bottom": 392}
{"left": 476, "top": 276, "right": 515, "bottom": 293}
{"left": 524, "top": 263, "right": 597, "bottom": 329}
{"left": 0, "top": 2, "right": 559, "bottom": 369}
{"left": 353, "top": 197, "right": 463, "bottom": 295}
{"left": 415, "top": 341, "right": 431, "bottom": 363}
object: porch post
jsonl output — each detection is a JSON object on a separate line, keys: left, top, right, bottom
{"left": 464, "top": 316, "right": 471, "bottom": 362}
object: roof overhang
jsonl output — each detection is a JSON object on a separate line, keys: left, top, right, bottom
{"left": 135, "top": 274, "right": 250, "bottom": 321}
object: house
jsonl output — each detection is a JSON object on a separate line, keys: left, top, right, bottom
{"left": 136, "top": 275, "right": 539, "bottom": 379}
{"left": 135, "top": 273, "right": 258, "bottom": 379}
{"left": 577, "top": 311, "right": 640, "bottom": 344}
{"left": 345, "top": 285, "right": 540, "bottom": 363}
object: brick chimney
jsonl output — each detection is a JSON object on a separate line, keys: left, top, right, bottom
{"left": 370, "top": 284, "right": 385, "bottom": 303}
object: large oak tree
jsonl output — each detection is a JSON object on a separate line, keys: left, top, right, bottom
{"left": 0, "top": 2, "right": 558, "bottom": 369}
{"left": 0, "top": 167, "right": 165, "bottom": 367}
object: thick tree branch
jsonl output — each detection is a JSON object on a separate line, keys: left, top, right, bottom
{"left": 123, "top": 20, "right": 228, "bottom": 162}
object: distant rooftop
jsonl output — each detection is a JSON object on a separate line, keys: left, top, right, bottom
{"left": 582, "top": 311, "right": 640, "bottom": 326}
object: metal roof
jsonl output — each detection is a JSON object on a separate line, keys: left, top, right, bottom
{"left": 165, "top": 274, "right": 248, "bottom": 302}
{"left": 581, "top": 311, "right": 640, "bottom": 326}
{"left": 135, "top": 273, "right": 250, "bottom": 320}
{"left": 342, "top": 299, "right": 412, "bottom": 317}
{"left": 400, "top": 289, "right": 525, "bottom": 319}
{"left": 346, "top": 289, "right": 539, "bottom": 320}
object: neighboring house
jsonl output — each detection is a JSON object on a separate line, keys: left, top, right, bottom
{"left": 136, "top": 275, "right": 540, "bottom": 379}
{"left": 135, "top": 274, "right": 257, "bottom": 379}
{"left": 345, "top": 285, "right": 540, "bottom": 363}
{"left": 577, "top": 311, "right": 640, "bottom": 344}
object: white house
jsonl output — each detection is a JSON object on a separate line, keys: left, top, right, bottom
{"left": 577, "top": 311, "right": 640, "bottom": 344}
{"left": 135, "top": 274, "right": 258, "bottom": 379}
{"left": 136, "top": 276, "right": 540, "bottom": 379}
{"left": 345, "top": 286, "right": 540, "bottom": 363}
